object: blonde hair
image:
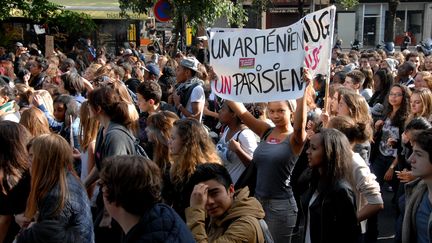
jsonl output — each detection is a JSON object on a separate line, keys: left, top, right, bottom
{"left": 33, "top": 89, "right": 54, "bottom": 115}
{"left": 25, "top": 134, "right": 74, "bottom": 219}
{"left": 170, "top": 118, "right": 221, "bottom": 185}
{"left": 19, "top": 107, "right": 50, "bottom": 137}
{"left": 79, "top": 101, "right": 100, "bottom": 151}
{"left": 83, "top": 63, "right": 102, "bottom": 81}
{"left": 14, "top": 83, "right": 33, "bottom": 107}
{"left": 408, "top": 88, "right": 432, "bottom": 121}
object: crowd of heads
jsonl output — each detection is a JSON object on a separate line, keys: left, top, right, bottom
{"left": 1, "top": 36, "right": 432, "bottom": 243}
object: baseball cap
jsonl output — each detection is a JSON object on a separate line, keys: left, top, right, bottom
{"left": 124, "top": 49, "right": 133, "bottom": 55}
{"left": 16, "top": 42, "right": 23, "bottom": 47}
{"left": 144, "top": 63, "right": 160, "bottom": 77}
{"left": 180, "top": 56, "right": 200, "bottom": 72}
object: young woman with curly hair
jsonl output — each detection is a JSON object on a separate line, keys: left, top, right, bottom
{"left": 166, "top": 118, "right": 221, "bottom": 219}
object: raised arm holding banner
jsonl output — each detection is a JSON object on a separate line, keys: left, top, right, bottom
{"left": 209, "top": 6, "right": 336, "bottom": 103}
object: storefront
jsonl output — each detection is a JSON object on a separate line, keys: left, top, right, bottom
{"left": 338, "top": 1, "right": 432, "bottom": 48}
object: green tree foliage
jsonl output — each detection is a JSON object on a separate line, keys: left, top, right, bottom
{"left": 0, "top": 0, "right": 60, "bottom": 21}
{"left": 0, "top": 0, "right": 96, "bottom": 36}
{"left": 337, "top": 0, "right": 359, "bottom": 9}
{"left": 118, "top": 0, "right": 249, "bottom": 31}
{"left": 49, "top": 11, "right": 97, "bottom": 36}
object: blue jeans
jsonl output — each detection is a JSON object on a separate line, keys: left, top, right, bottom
{"left": 257, "top": 197, "right": 298, "bottom": 243}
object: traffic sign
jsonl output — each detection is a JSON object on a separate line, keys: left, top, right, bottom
{"left": 156, "top": 21, "right": 173, "bottom": 31}
{"left": 153, "top": 0, "right": 172, "bottom": 22}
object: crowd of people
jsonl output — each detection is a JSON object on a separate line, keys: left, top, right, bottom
{"left": 0, "top": 38, "right": 432, "bottom": 243}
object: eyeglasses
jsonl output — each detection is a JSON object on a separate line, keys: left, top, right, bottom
{"left": 389, "top": 92, "right": 403, "bottom": 97}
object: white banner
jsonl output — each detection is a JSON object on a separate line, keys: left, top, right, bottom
{"left": 209, "top": 5, "right": 336, "bottom": 103}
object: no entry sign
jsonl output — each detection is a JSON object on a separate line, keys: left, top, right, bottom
{"left": 154, "top": 0, "right": 172, "bottom": 22}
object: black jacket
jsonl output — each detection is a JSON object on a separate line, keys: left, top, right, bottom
{"left": 301, "top": 179, "right": 360, "bottom": 243}
{"left": 17, "top": 172, "right": 94, "bottom": 243}
{"left": 123, "top": 203, "right": 194, "bottom": 243}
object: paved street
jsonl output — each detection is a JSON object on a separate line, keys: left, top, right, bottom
{"left": 377, "top": 188, "right": 398, "bottom": 243}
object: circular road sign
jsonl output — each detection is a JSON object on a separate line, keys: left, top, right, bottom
{"left": 154, "top": 0, "right": 172, "bottom": 22}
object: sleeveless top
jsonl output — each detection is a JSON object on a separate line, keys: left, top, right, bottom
{"left": 253, "top": 130, "right": 299, "bottom": 199}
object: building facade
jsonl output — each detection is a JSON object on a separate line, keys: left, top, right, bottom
{"left": 336, "top": 1, "right": 432, "bottom": 49}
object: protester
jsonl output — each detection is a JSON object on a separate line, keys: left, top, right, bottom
{"left": 146, "top": 111, "right": 179, "bottom": 177}
{"left": 0, "top": 85, "right": 20, "bottom": 122}
{"left": 369, "top": 69, "right": 394, "bottom": 121}
{"left": 424, "top": 56, "right": 432, "bottom": 72}
{"left": 78, "top": 101, "right": 100, "bottom": 202}
{"left": 173, "top": 56, "right": 205, "bottom": 121}
{"left": 60, "top": 72, "right": 86, "bottom": 105}
{"left": 19, "top": 107, "right": 50, "bottom": 137}
{"left": 372, "top": 84, "right": 411, "bottom": 192}
{"left": 413, "top": 71, "right": 432, "bottom": 90}
{"left": 396, "top": 61, "right": 416, "bottom": 89}
{"left": 360, "top": 67, "right": 374, "bottom": 101}
{"left": 166, "top": 118, "right": 221, "bottom": 219}
{"left": 16, "top": 134, "right": 94, "bottom": 242}
{"left": 406, "top": 52, "right": 421, "bottom": 78}
{"left": 14, "top": 83, "right": 33, "bottom": 112}
{"left": 343, "top": 69, "right": 366, "bottom": 95}
{"left": 408, "top": 88, "right": 432, "bottom": 122}
{"left": 216, "top": 102, "right": 257, "bottom": 185}
{"left": 84, "top": 86, "right": 138, "bottom": 243}
{"left": 394, "top": 117, "right": 432, "bottom": 242}
{"left": 99, "top": 155, "right": 194, "bottom": 243}
{"left": 336, "top": 90, "right": 373, "bottom": 163}
{"left": 303, "top": 128, "right": 360, "bottom": 242}
{"left": 328, "top": 116, "right": 383, "bottom": 242}
{"left": 27, "top": 57, "right": 47, "bottom": 90}
{"left": 226, "top": 72, "right": 311, "bottom": 243}
{"left": 402, "top": 129, "right": 432, "bottom": 243}
{"left": 0, "top": 122, "right": 31, "bottom": 243}
{"left": 136, "top": 81, "right": 175, "bottom": 157}
{"left": 186, "top": 163, "right": 266, "bottom": 243}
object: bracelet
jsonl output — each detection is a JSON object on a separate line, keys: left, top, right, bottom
{"left": 177, "top": 104, "right": 182, "bottom": 110}
{"left": 389, "top": 164, "right": 395, "bottom": 170}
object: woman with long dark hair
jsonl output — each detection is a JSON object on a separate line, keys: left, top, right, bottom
{"left": 372, "top": 84, "right": 411, "bottom": 191}
{"left": 0, "top": 122, "right": 31, "bottom": 243}
{"left": 369, "top": 69, "right": 393, "bottom": 122}
{"left": 303, "top": 128, "right": 360, "bottom": 242}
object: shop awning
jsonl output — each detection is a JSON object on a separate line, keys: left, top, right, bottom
{"left": 50, "top": 0, "right": 148, "bottom": 20}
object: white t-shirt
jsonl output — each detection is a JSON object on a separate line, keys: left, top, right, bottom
{"left": 216, "top": 127, "right": 257, "bottom": 184}
{"left": 184, "top": 85, "right": 205, "bottom": 122}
